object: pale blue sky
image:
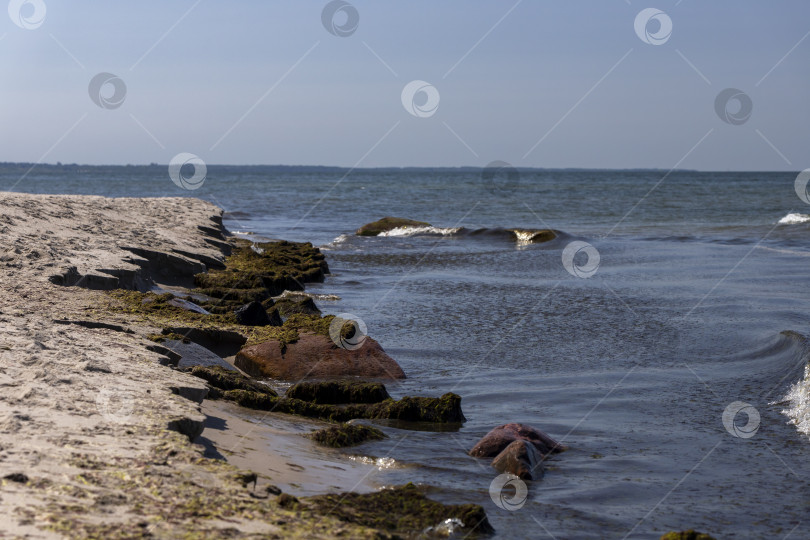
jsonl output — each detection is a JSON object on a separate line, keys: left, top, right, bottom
{"left": 1, "top": 1, "right": 808, "bottom": 170}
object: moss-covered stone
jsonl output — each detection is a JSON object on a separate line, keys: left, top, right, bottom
{"left": 190, "top": 365, "right": 278, "bottom": 397}
{"left": 221, "top": 391, "right": 465, "bottom": 425}
{"left": 660, "top": 531, "right": 716, "bottom": 540}
{"left": 356, "top": 217, "right": 431, "bottom": 236}
{"left": 193, "top": 239, "right": 328, "bottom": 298}
{"left": 273, "top": 296, "right": 321, "bottom": 317}
{"left": 286, "top": 381, "right": 390, "bottom": 404}
{"left": 308, "top": 483, "right": 493, "bottom": 534}
{"left": 309, "top": 424, "right": 387, "bottom": 448}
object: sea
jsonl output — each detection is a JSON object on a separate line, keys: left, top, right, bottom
{"left": 4, "top": 164, "right": 810, "bottom": 539}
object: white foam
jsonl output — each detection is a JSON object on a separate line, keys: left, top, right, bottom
{"left": 778, "top": 213, "right": 810, "bottom": 225}
{"left": 377, "top": 226, "right": 460, "bottom": 237}
{"left": 231, "top": 230, "right": 254, "bottom": 236}
{"left": 348, "top": 456, "right": 399, "bottom": 469}
{"left": 780, "top": 364, "right": 810, "bottom": 439}
{"left": 320, "top": 234, "right": 349, "bottom": 250}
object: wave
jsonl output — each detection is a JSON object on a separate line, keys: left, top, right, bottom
{"left": 320, "top": 233, "right": 350, "bottom": 250}
{"left": 775, "top": 331, "right": 810, "bottom": 439}
{"left": 778, "top": 213, "right": 810, "bottom": 225}
{"left": 374, "top": 226, "right": 561, "bottom": 245}
{"left": 377, "top": 226, "right": 461, "bottom": 237}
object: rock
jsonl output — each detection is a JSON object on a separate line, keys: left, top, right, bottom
{"left": 189, "top": 365, "right": 278, "bottom": 397}
{"left": 469, "top": 423, "right": 567, "bottom": 458}
{"left": 234, "top": 301, "right": 281, "bottom": 327}
{"left": 285, "top": 381, "right": 390, "bottom": 404}
{"left": 308, "top": 483, "right": 494, "bottom": 535}
{"left": 235, "top": 332, "right": 405, "bottom": 381}
{"left": 491, "top": 440, "right": 544, "bottom": 480}
{"left": 660, "top": 531, "right": 716, "bottom": 540}
{"left": 273, "top": 296, "right": 321, "bottom": 317}
{"left": 222, "top": 390, "right": 465, "bottom": 424}
{"left": 164, "top": 339, "right": 239, "bottom": 372}
{"left": 264, "top": 484, "right": 282, "bottom": 496}
{"left": 169, "top": 385, "right": 208, "bottom": 404}
{"left": 276, "top": 493, "right": 299, "bottom": 508}
{"left": 309, "top": 423, "right": 387, "bottom": 448}
{"left": 356, "top": 217, "right": 431, "bottom": 236}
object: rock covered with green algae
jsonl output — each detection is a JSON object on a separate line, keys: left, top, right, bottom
{"left": 189, "top": 365, "right": 278, "bottom": 398}
{"left": 356, "top": 217, "right": 431, "bottom": 236}
{"left": 285, "top": 380, "right": 390, "bottom": 404}
{"left": 194, "top": 239, "right": 329, "bottom": 300}
{"left": 309, "top": 423, "right": 387, "bottom": 448}
{"left": 188, "top": 367, "right": 464, "bottom": 424}
{"left": 308, "top": 483, "right": 494, "bottom": 535}
{"left": 660, "top": 531, "right": 717, "bottom": 540}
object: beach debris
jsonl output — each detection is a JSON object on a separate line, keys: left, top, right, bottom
{"left": 470, "top": 423, "right": 567, "bottom": 458}
{"left": 308, "top": 423, "right": 387, "bottom": 448}
{"left": 234, "top": 301, "right": 281, "bottom": 327}
{"left": 356, "top": 216, "right": 431, "bottom": 236}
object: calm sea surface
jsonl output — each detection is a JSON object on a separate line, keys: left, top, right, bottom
{"left": 5, "top": 165, "right": 810, "bottom": 539}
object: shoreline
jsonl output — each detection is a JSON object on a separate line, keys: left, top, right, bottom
{"left": 0, "top": 193, "right": 490, "bottom": 538}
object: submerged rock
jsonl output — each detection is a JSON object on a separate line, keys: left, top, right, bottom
{"left": 235, "top": 332, "right": 405, "bottom": 381}
{"left": 308, "top": 482, "right": 493, "bottom": 535}
{"left": 309, "top": 423, "right": 387, "bottom": 448}
{"left": 491, "top": 439, "right": 544, "bottom": 480}
{"left": 356, "top": 217, "right": 431, "bottom": 236}
{"left": 234, "top": 301, "right": 281, "bottom": 327}
{"left": 285, "top": 381, "right": 390, "bottom": 404}
{"left": 469, "top": 423, "right": 567, "bottom": 458}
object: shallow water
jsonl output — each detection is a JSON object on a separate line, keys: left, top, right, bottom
{"left": 6, "top": 166, "right": 810, "bottom": 538}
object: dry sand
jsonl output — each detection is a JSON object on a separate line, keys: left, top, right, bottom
{"left": 0, "top": 193, "right": 381, "bottom": 538}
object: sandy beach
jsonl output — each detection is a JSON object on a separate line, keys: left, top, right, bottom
{"left": 0, "top": 193, "right": 488, "bottom": 538}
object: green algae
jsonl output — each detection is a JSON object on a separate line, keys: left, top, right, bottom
{"left": 309, "top": 424, "right": 387, "bottom": 448}
{"left": 190, "top": 366, "right": 277, "bottom": 397}
{"left": 356, "top": 217, "right": 431, "bottom": 236}
{"left": 660, "top": 531, "right": 717, "bottom": 540}
{"left": 308, "top": 482, "right": 493, "bottom": 534}
{"left": 286, "top": 381, "right": 390, "bottom": 404}
{"left": 220, "top": 389, "right": 465, "bottom": 424}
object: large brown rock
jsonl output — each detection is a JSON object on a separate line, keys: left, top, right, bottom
{"left": 491, "top": 439, "right": 544, "bottom": 480}
{"left": 469, "top": 423, "right": 567, "bottom": 458}
{"left": 234, "top": 332, "right": 406, "bottom": 381}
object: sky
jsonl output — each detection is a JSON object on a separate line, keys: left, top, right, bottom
{"left": 1, "top": 0, "right": 808, "bottom": 171}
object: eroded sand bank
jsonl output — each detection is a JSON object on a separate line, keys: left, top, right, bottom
{"left": 0, "top": 193, "right": 387, "bottom": 538}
